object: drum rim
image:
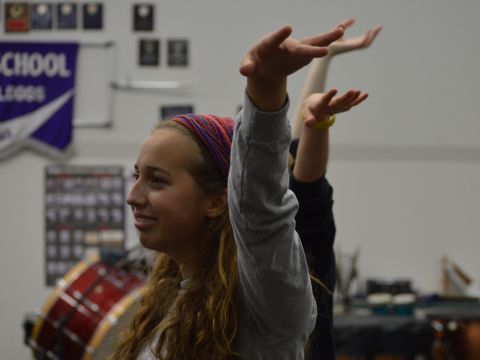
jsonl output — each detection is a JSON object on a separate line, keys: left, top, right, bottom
{"left": 30, "top": 255, "right": 100, "bottom": 356}
{"left": 82, "top": 284, "right": 147, "bottom": 360}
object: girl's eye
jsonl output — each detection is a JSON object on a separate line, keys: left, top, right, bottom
{"left": 131, "top": 172, "right": 139, "bottom": 180}
{"left": 151, "top": 176, "right": 166, "bottom": 185}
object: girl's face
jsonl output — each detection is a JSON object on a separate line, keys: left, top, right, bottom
{"left": 127, "top": 128, "right": 213, "bottom": 264}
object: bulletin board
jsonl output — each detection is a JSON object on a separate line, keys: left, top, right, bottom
{"left": 44, "top": 165, "right": 125, "bottom": 286}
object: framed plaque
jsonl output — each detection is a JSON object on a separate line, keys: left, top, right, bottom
{"left": 83, "top": 3, "right": 103, "bottom": 30}
{"left": 138, "top": 39, "right": 159, "bottom": 66}
{"left": 31, "top": 3, "right": 53, "bottom": 30}
{"left": 5, "top": 2, "right": 30, "bottom": 32}
{"left": 133, "top": 4, "right": 154, "bottom": 31}
{"left": 168, "top": 39, "right": 189, "bottom": 67}
{"left": 160, "top": 105, "right": 194, "bottom": 121}
{"left": 57, "top": 2, "right": 77, "bottom": 29}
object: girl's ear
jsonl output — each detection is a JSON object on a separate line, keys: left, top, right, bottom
{"left": 205, "top": 189, "right": 228, "bottom": 218}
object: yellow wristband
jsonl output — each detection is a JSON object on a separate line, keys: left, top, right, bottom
{"left": 301, "top": 110, "right": 336, "bottom": 131}
{"left": 313, "top": 114, "right": 336, "bottom": 131}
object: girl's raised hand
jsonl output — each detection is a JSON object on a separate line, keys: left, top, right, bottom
{"left": 239, "top": 24, "right": 345, "bottom": 83}
{"left": 303, "top": 88, "right": 368, "bottom": 128}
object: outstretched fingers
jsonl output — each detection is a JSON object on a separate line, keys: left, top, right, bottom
{"left": 330, "top": 89, "right": 368, "bottom": 113}
{"left": 355, "top": 26, "right": 383, "bottom": 48}
{"left": 301, "top": 26, "right": 345, "bottom": 47}
{"left": 312, "top": 89, "right": 337, "bottom": 113}
{"left": 336, "top": 18, "right": 356, "bottom": 31}
{"left": 262, "top": 25, "right": 293, "bottom": 49}
{"left": 365, "top": 26, "right": 383, "bottom": 47}
{"left": 284, "top": 41, "right": 329, "bottom": 58}
{"left": 351, "top": 92, "right": 369, "bottom": 106}
{"left": 331, "top": 89, "right": 359, "bottom": 106}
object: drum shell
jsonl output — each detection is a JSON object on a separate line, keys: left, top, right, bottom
{"left": 30, "top": 257, "right": 145, "bottom": 360}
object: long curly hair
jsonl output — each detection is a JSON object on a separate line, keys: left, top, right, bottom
{"left": 110, "top": 120, "right": 240, "bottom": 360}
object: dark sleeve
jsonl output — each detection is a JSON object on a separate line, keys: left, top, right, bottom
{"left": 290, "top": 174, "right": 337, "bottom": 360}
{"left": 289, "top": 138, "right": 335, "bottom": 292}
{"left": 289, "top": 175, "right": 336, "bottom": 292}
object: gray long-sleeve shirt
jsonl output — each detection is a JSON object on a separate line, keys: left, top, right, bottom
{"left": 230, "top": 93, "right": 316, "bottom": 359}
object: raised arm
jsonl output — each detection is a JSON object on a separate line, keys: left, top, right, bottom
{"left": 293, "top": 89, "right": 368, "bottom": 181}
{"left": 229, "top": 25, "right": 345, "bottom": 349}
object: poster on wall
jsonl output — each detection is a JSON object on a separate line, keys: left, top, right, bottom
{"left": 57, "top": 2, "right": 77, "bottom": 29}
{"left": 45, "top": 165, "right": 125, "bottom": 286}
{"left": 31, "top": 3, "right": 53, "bottom": 30}
{"left": 138, "top": 39, "right": 159, "bottom": 66}
{"left": 5, "top": 2, "right": 30, "bottom": 32}
{"left": 133, "top": 4, "right": 154, "bottom": 31}
{"left": 167, "top": 39, "right": 189, "bottom": 67}
{"left": 83, "top": 3, "right": 103, "bottom": 30}
{"left": 0, "top": 42, "right": 79, "bottom": 160}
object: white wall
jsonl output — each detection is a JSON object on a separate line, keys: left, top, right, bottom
{"left": 1, "top": 0, "right": 480, "bottom": 358}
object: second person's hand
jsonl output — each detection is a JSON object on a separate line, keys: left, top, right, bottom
{"left": 303, "top": 88, "right": 368, "bottom": 128}
{"left": 328, "top": 18, "right": 382, "bottom": 57}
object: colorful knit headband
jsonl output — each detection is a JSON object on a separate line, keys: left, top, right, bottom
{"left": 172, "top": 114, "right": 234, "bottom": 180}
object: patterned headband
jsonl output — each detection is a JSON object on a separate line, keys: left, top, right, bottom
{"left": 172, "top": 114, "right": 234, "bottom": 180}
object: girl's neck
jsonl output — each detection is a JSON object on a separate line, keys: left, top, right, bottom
{"left": 179, "top": 258, "right": 199, "bottom": 279}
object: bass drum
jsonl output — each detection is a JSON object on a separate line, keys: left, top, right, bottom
{"left": 29, "top": 255, "right": 146, "bottom": 360}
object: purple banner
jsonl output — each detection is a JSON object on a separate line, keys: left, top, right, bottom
{"left": 0, "top": 42, "right": 79, "bottom": 160}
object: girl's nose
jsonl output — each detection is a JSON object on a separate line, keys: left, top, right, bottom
{"left": 126, "top": 180, "right": 146, "bottom": 207}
